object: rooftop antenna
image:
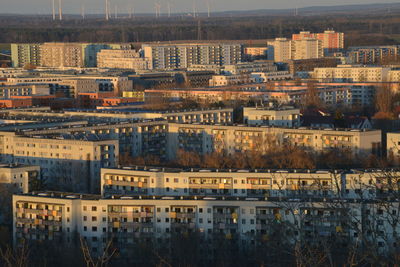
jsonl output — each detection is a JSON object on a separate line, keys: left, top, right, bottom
{"left": 295, "top": 7, "right": 298, "bottom": 16}
{"left": 58, "top": 0, "right": 62, "bottom": 20}
{"left": 206, "top": 0, "right": 210, "bottom": 17}
{"left": 105, "top": 0, "right": 109, "bottom": 20}
{"left": 167, "top": 1, "right": 171, "bottom": 17}
{"left": 52, "top": 0, "right": 56, "bottom": 20}
{"left": 115, "top": 5, "right": 118, "bottom": 19}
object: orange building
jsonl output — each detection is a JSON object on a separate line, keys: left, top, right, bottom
{"left": 292, "top": 30, "right": 344, "bottom": 53}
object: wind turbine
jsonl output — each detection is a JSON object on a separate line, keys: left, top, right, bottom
{"left": 105, "top": 0, "right": 109, "bottom": 20}
{"left": 52, "top": 0, "right": 56, "bottom": 20}
{"left": 192, "top": 0, "right": 197, "bottom": 18}
{"left": 206, "top": 0, "right": 210, "bottom": 18}
{"left": 58, "top": 0, "right": 62, "bottom": 20}
{"left": 81, "top": 3, "right": 85, "bottom": 19}
{"left": 167, "top": 1, "right": 171, "bottom": 17}
{"left": 155, "top": 3, "right": 161, "bottom": 18}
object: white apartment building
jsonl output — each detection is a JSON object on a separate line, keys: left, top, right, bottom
{"left": 167, "top": 123, "right": 381, "bottom": 159}
{"left": 251, "top": 71, "right": 293, "bottom": 82}
{"left": 222, "top": 61, "right": 277, "bottom": 75}
{"left": 311, "top": 65, "right": 391, "bottom": 82}
{"left": 243, "top": 107, "right": 300, "bottom": 127}
{"left": 13, "top": 191, "right": 400, "bottom": 255}
{"left": 267, "top": 38, "right": 323, "bottom": 62}
{"left": 0, "top": 132, "right": 119, "bottom": 193}
{"left": 291, "top": 38, "right": 323, "bottom": 60}
{"left": 209, "top": 74, "right": 255, "bottom": 87}
{"left": 97, "top": 49, "right": 152, "bottom": 70}
{"left": 0, "top": 164, "right": 40, "bottom": 193}
{"left": 101, "top": 167, "right": 340, "bottom": 197}
{"left": 267, "top": 38, "right": 292, "bottom": 62}
{"left": 142, "top": 43, "right": 243, "bottom": 70}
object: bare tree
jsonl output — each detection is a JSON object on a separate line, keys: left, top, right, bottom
{"left": 80, "top": 237, "right": 117, "bottom": 267}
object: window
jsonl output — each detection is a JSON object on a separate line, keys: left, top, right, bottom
{"left": 92, "top": 216, "right": 97, "bottom": 222}
{"left": 83, "top": 216, "right": 87, "bottom": 221}
{"left": 83, "top": 226, "right": 87, "bottom": 231}
{"left": 165, "top": 208, "right": 169, "bottom": 212}
{"left": 92, "top": 206, "right": 97, "bottom": 211}
{"left": 92, "top": 227, "right": 97, "bottom": 232}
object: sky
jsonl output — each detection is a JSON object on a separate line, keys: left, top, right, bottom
{"left": 0, "top": 0, "right": 398, "bottom": 14}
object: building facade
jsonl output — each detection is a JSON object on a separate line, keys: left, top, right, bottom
{"left": 11, "top": 44, "right": 42, "bottom": 68}
{"left": 142, "top": 43, "right": 243, "bottom": 70}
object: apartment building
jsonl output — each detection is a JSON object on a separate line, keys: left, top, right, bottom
{"left": 209, "top": 74, "right": 255, "bottom": 87}
{"left": 41, "top": 43, "right": 85, "bottom": 68}
{"left": 222, "top": 61, "right": 277, "bottom": 75}
{"left": 97, "top": 49, "right": 152, "bottom": 70}
{"left": 267, "top": 38, "right": 323, "bottom": 62}
{"left": 167, "top": 123, "right": 381, "bottom": 159}
{"left": 101, "top": 167, "right": 400, "bottom": 201}
{"left": 11, "top": 43, "right": 42, "bottom": 68}
{"left": 268, "top": 84, "right": 375, "bottom": 107}
{"left": 40, "top": 43, "right": 112, "bottom": 68}
{"left": 101, "top": 167, "right": 340, "bottom": 197}
{"left": 243, "top": 47, "right": 269, "bottom": 60}
{"left": 287, "top": 58, "right": 340, "bottom": 74}
{"left": 243, "top": 106, "right": 300, "bottom": 127}
{"left": 0, "top": 164, "right": 40, "bottom": 193}
{"left": 348, "top": 46, "right": 400, "bottom": 65}
{"left": 292, "top": 30, "right": 344, "bottom": 54}
{"left": 267, "top": 38, "right": 293, "bottom": 62}
{"left": 291, "top": 38, "right": 323, "bottom": 60}
{"left": 142, "top": 43, "right": 243, "bottom": 70}
{"left": 311, "top": 65, "right": 392, "bottom": 82}
{"left": 251, "top": 71, "right": 293, "bottom": 82}
{"left": 13, "top": 191, "right": 400, "bottom": 257}
{"left": 0, "top": 84, "right": 50, "bottom": 98}
{"left": 162, "top": 108, "right": 233, "bottom": 124}
{"left": 0, "top": 132, "right": 119, "bottom": 193}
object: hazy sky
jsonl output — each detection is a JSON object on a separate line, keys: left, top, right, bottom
{"left": 0, "top": 0, "right": 398, "bottom": 14}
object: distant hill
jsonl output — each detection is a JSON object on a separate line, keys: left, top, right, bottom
{"left": 1, "top": 2, "right": 400, "bottom": 17}
{"left": 213, "top": 2, "right": 400, "bottom": 16}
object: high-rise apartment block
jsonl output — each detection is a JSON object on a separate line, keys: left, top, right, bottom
{"left": 40, "top": 43, "right": 112, "bottom": 68}
{"left": 11, "top": 43, "right": 42, "bottom": 68}
{"left": 292, "top": 30, "right": 344, "bottom": 53}
{"left": 267, "top": 38, "right": 323, "bottom": 62}
{"left": 142, "top": 43, "right": 243, "bottom": 70}
{"left": 40, "top": 43, "right": 85, "bottom": 68}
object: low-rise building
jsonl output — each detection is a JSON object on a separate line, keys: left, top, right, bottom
{"left": 243, "top": 106, "right": 300, "bottom": 127}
